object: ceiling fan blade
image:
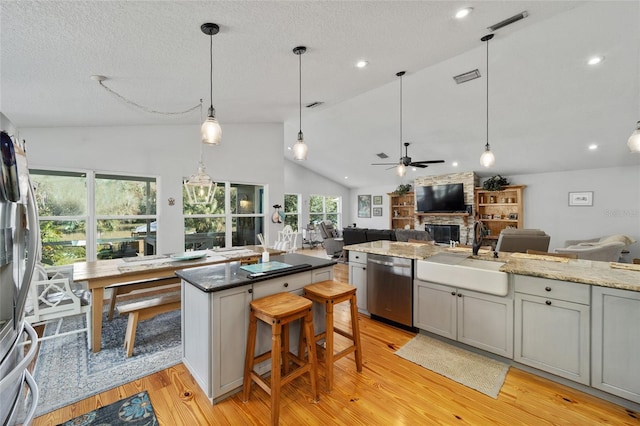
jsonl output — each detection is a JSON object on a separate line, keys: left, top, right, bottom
{"left": 411, "top": 160, "right": 445, "bottom": 165}
{"left": 371, "top": 162, "right": 399, "bottom": 166}
{"left": 410, "top": 163, "right": 428, "bottom": 168}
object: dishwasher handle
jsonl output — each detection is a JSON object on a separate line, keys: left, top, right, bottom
{"left": 367, "top": 258, "right": 411, "bottom": 269}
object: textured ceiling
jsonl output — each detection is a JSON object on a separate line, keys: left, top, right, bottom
{"left": 1, "top": 1, "right": 639, "bottom": 188}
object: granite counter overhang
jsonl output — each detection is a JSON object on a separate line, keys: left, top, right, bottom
{"left": 344, "top": 241, "right": 640, "bottom": 292}
{"left": 176, "top": 253, "right": 337, "bottom": 293}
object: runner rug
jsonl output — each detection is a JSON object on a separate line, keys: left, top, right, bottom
{"left": 395, "top": 333, "right": 509, "bottom": 399}
{"left": 33, "top": 308, "right": 181, "bottom": 417}
{"left": 57, "top": 390, "right": 158, "bottom": 425}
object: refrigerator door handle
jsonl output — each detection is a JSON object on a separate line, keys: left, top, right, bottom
{"left": 20, "top": 370, "right": 39, "bottom": 426}
{"left": 14, "top": 179, "right": 40, "bottom": 327}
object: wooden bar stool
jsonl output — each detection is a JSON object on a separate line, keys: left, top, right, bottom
{"left": 242, "top": 292, "right": 319, "bottom": 425}
{"left": 303, "top": 280, "right": 363, "bottom": 392}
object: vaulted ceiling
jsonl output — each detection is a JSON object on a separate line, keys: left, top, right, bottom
{"left": 1, "top": 1, "right": 638, "bottom": 188}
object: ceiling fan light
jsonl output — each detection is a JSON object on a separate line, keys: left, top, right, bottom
{"left": 396, "top": 163, "right": 406, "bottom": 177}
{"left": 201, "top": 110, "right": 222, "bottom": 145}
{"left": 480, "top": 145, "right": 495, "bottom": 168}
{"left": 628, "top": 121, "right": 640, "bottom": 153}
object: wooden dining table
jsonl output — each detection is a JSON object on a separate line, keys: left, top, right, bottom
{"left": 73, "top": 246, "right": 285, "bottom": 352}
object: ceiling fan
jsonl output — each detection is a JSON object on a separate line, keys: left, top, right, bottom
{"left": 372, "top": 142, "right": 445, "bottom": 169}
{"left": 371, "top": 71, "right": 445, "bottom": 176}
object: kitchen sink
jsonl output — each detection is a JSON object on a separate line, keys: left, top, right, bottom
{"left": 416, "top": 253, "right": 509, "bottom": 296}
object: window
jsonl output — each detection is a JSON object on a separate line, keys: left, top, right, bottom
{"left": 32, "top": 170, "right": 87, "bottom": 265}
{"left": 309, "top": 194, "right": 341, "bottom": 227}
{"left": 31, "top": 170, "right": 157, "bottom": 265}
{"left": 284, "top": 194, "right": 300, "bottom": 231}
{"left": 183, "top": 182, "right": 264, "bottom": 250}
{"left": 95, "top": 173, "right": 157, "bottom": 259}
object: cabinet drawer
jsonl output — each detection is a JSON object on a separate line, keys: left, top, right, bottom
{"left": 252, "top": 272, "right": 310, "bottom": 299}
{"left": 349, "top": 251, "right": 367, "bottom": 264}
{"left": 514, "top": 275, "right": 589, "bottom": 305}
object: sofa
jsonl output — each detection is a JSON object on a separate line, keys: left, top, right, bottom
{"left": 495, "top": 228, "right": 551, "bottom": 253}
{"left": 342, "top": 227, "right": 432, "bottom": 247}
{"left": 554, "top": 234, "right": 636, "bottom": 262}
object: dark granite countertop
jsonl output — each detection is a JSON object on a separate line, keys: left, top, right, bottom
{"left": 176, "top": 253, "right": 336, "bottom": 293}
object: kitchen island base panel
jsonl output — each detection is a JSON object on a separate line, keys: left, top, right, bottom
{"left": 180, "top": 261, "right": 333, "bottom": 404}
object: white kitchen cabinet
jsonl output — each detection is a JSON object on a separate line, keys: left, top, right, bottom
{"left": 514, "top": 275, "right": 590, "bottom": 385}
{"left": 182, "top": 282, "right": 252, "bottom": 402}
{"left": 348, "top": 251, "right": 368, "bottom": 313}
{"left": 414, "top": 279, "right": 513, "bottom": 357}
{"left": 592, "top": 286, "right": 640, "bottom": 403}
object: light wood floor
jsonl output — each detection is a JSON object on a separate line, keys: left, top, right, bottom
{"left": 33, "top": 248, "right": 640, "bottom": 425}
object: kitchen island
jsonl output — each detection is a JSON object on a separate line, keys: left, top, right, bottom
{"left": 176, "top": 253, "right": 335, "bottom": 403}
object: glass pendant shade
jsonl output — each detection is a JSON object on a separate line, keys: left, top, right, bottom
{"left": 628, "top": 121, "right": 640, "bottom": 153}
{"left": 201, "top": 109, "right": 222, "bottom": 145}
{"left": 396, "top": 163, "right": 406, "bottom": 177}
{"left": 184, "top": 161, "right": 217, "bottom": 205}
{"left": 293, "top": 131, "right": 308, "bottom": 161}
{"left": 480, "top": 144, "right": 495, "bottom": 168}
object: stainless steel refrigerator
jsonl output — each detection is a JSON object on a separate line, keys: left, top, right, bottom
{"left": 0, "top": 125, "right": 40, "bottom": 425}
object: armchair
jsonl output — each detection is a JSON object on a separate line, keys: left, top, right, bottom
{"left": 495, "top": 228, "right": 550, "bottom": 253}
{"left": 318, "top": 220, "right": 344, "bottom": 257}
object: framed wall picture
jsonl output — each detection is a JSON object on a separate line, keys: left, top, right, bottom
{"left": 373, "top": 195, "right": 383, "bottom": 205}
{"left": 373, "top": 207, "right": 383, "bottom": 216}
{"left": 568, "top": 191, "right": 593, "bottom": 206}
{"left": 358, "top": 194, "right": 372, "bottom": 218}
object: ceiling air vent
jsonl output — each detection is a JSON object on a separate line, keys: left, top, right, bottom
{"left": 488, "top": 11, "right": 529, "bottom": 31}
{"left": 376, "top": 153, "right": 389, "bottom": 159}
{"left": 453, "top": 69, "right": 480, "bottom": 84}
{"left": 305, "top": 101, "right": 323, "bottom": 108}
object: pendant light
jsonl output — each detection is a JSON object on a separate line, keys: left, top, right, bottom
{"left": 201, "top": 23, "right": 222, "bottom": 145}
{"left": 396, "top": 71, "right": 407, "bottom": 177}
{"left": 479, "top": 34, "right": 496, "bottom": 168}
{"left": 292, "top": 46, "right": 308, "bottom": 161}
{"left": 185, "top": 100, "right": 217, "bottom": 205}
{"left": 628, "top": 121, "right": 640, "bottom": 153}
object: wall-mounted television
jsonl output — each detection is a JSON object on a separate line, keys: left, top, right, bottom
{"left": 416, "top": 183, "right": 465, "bottom": 213}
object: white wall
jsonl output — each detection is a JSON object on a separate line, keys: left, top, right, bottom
{"left": 508, "top": 165, "right": 640, "bottom": 260}
{"left": 284, "top": 159, "right": 351, "bottom": 236}
{"left": 348, "top": 184, "right": 397, "bottom": 229}
{"left": 22, "top": 123, "right": 284, "bottom": 254}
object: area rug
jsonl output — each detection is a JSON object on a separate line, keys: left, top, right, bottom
{"left": 58, "top": 390, "right": 158, "bottom": 425}
{"left": 34, "top": 308, "right": 181, "bottom": 417}
{"left": 395, "top": 334, "right": 509, "bottom": 399}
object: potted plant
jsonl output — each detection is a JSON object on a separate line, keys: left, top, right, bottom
{"left": 393, "top": 184, "right": 412, "bottom": 195}
{"left": 482, "top": 175, "right": 510, "bottom": 191}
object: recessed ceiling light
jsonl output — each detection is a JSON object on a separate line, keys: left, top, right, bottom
{"left": 356, "top": 60, "right": 369, "bottom": 68}
{"left": 455, "top": 7, "right": 473, "bottom": 19}
{"left": 452, "top": 161, "right": 459, "bottom": 167}
{"left": 287, "top": 146, "right": 292, "bottom": 150}
{"left": 588, "top": 144, "right": 598, "bottom": 150}
{"left": 412, "top": 167, "right": 417, "bottom": 171}
{"left": 588, "top": 56, "right": 604, "bottom": 66}
{"left": 344, "top": 176, "right": 348, "bottom": 179}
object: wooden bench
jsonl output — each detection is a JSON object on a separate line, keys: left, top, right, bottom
{"left": 118, "top": 292, "right": 181, "bottom": 357}
{"left": 107, "top": 276, "right": 181, "bottom": 320}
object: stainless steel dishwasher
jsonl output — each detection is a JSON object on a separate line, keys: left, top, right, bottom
{"left": 367, "top": 253, "right": 413, "bottom": 327}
